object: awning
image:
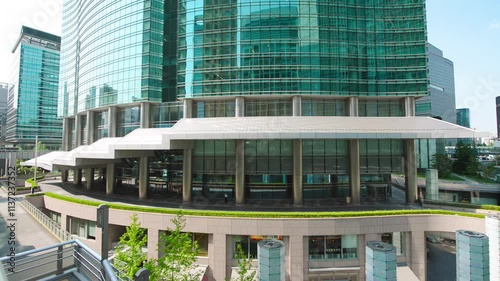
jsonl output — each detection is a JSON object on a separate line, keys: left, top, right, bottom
{"left": 21, "top": 116, "right": 487, "bottom": 170}
{"left": 21, "top": 151, "right": 69, "bottom": 171}
{"left": 166, "top": 116, "right": 487, "bottom": 140}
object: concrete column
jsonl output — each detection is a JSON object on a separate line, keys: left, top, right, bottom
{"left": 292, "top": 96, "right": 302, "bottom": 116}
{"left": 183, "top": 99, "right": 193, "bottom": 118}
{"left": 235, "top": 96, "right": 245, "bottom": 117}
{"left": 210, "top": 233, "right": 227, "bottom": 281}
{"left": 73, "top": 169, "right": 82, "bottom": 185}
{"left": 405, "top": 139, "right": 418, "bottom": 203}
{"left": 140, "top": 102, "right": 151, "bottom": 128}
{"left": 349, "top": 97, "right": 359, "bottom": 116}
{"left": 61, "top": 118, "right": 71, "bottom": 182}
{"left": 409, "top": 231, "right": 426, "bottom": 280}
{"left": 288, "top": 235, "right": 305, "bottom": 281}
{"left": 293, "top": 139, "right": 303, "bottom": 206}
{"left": 147, "top": 228, "right": 160, "bottom": 260}
{"left": 108, "top": 106, "right": 117, "bottom": 137}
{"left": 139, "top": 156, "right": 148, "bottom": 200}
{"left": 182, "top": 149, "right": 193, "bottom": 202}
{"left": 86, "top": 111, "right": 95, "bottom": 145}
{"left": 85, "top": 168, "right": 94, "bottom": 190}
{"left": 404, "top": 97, "right": 415, "bottom": 117}
{"left": 235, "top": 139, "right": 245, "bottom": 205}
{"left": 349, "top": 139, "right": 361, "bottom": 204}
{"left": 106, "top": 163, "right": 115, "bottom": 195}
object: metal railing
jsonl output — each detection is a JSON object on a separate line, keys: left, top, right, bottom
{"left": 0, "top": 240, "right": 122, "bottom": 281}
{"left": 18, "top": 197, "right": 72, "bottom": 241}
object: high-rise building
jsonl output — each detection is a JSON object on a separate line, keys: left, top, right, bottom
{"left": 30, "top": 1, "right": 484, "bottom": 280}
{"left": 7, "top": 26, "right": 62, "bottom": 149}
{"left": 0, "top": 83, "right": 9, "bottom": 143}
{"left": 456, "top": 108, "right": 471, "bottom": 128}
{"left": 415, "top": 43, "right": 457, "bottom": 168}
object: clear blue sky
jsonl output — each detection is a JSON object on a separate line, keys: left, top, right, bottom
{"left": 426, "top": 0, "right": 500, "bottom": 134}
{"left": 0, "top": 1, "right": 499, "bottom": 133}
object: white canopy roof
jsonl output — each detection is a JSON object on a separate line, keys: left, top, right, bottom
{"left": 21, "top": 116, "right": 487, "bottom": 170}
{"left": 21, "top": 151, "right": 69, "bottom": 171}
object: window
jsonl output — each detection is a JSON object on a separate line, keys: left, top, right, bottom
{"left": 381, "top": 232, "right": 405, "bottom": 256}
{"left": 68, "top": 217, "right": 96, "bottom": 240}
{"left": 233, "top": 235, "right": 283, "bottom": 259}
{"left": 309, "top": 235, "right": 358, "bottom": 260}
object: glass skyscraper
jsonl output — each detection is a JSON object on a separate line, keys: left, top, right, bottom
{"left": 7, "top": 26, "right": 62, "bottom": 148}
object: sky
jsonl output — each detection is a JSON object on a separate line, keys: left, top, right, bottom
{"left": 0, "top": 0, "right": 499, "bottom": 134}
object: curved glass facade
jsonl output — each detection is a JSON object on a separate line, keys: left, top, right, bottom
{"left": 178, "top": 0, "right": 427, "bottom": 98}
{"left": 59, "top": 0, "right": 178, "bottom": 117}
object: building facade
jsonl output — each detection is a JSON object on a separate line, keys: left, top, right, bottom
{"left": 456, "top": 108, "right": 472, "bottom": 145}
{"left": 7, "top": 26, "right": 62, "bottom": 149}
{"left": 29, "top": 1, "right": 485, "bottom": 280}
{"left": 496, "top": 96, "right": 500, "bottom": 138}
{"left": 0, "top": 83, "right": 8, "bottom": 144}
{"left": 415, "top": 43, "right": 456, "bottom": 168}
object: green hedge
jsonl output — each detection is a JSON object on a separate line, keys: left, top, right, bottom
{"left": 43, "top": 192, "right": 485, "bottom": 219}
{"left": 425, "top": 200, "right": 500, "bottom": 212}
{"left": 25, "top": 192, "right": 45, "bottom": 198}
{"left": 26, "top": 175, "right": 45, "bottom": 188}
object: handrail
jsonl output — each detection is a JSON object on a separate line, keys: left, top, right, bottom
{"left": 18, "top": 197, "right": 72, "bottom": 241}
{"left": 0, "top": 239, "right": 123, "bottom": 281}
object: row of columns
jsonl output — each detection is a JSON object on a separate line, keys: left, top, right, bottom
{"left": 180, "top": 96, "right": 418, "bottom": 205}
{"left": 62, "top": 98, "right": 417, "bottom": 205}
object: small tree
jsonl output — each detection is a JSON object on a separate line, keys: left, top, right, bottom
{"left": 145, "top": 213, "right": 201, "bottom": 281}
{"left": 36, "top": 141, "right": 47, "bottom": 151}
{"left": 430, "top": 153, "right": 453, "bottom": 178}
{"left": 114, "top": 214, "right": 148, "bottom": 279}
{"left": 482, "top": 162, "right": 496, "bottom": 179}
{"left": 232, "top": 243, "right": 256, "bottom": 281}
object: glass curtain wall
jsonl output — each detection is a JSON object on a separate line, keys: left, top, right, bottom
{"left": 117, "top": 106, "right": 140, "bottom": 137}
{"left": 95, "top": 111, "right": 108, "bottom": 140}
{"left": 151, "top": 101, "right": 183, "bottom": 128}
{"left": 303, "top": 140, "right": 349, "bottom": 199}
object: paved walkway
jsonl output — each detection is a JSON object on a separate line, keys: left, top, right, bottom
{"left": 0, "top": 188, "right": 59, "bottom": 257}
{"left": 36, "top": 178, "right": 421, "bottom": 212}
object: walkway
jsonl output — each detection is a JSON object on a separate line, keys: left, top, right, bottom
{"left": 37, "top": 178, "right": 420, "bottom": 212}
{"left": 0, "top": 188, "right": 59, "bottom": 258}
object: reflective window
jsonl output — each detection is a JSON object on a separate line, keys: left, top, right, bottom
{"left": 382, "top": 232, "right": 406, "bottom": 256}
{"left": 309, "top": 235, "right": 358, "bottom": 260}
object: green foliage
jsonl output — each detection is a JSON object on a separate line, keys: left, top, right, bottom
{"left": 16, "top": 159, "right": 28, "bottom": 175}
{"left": 113, "top": 214, "right": 148, "bottom": 279}
{"left": 145, "top": 213, "right": 201, "bottom": 281}
{"left": 232, "top": 243, "right": 256, "bottom": 281}
{"left": 36, "top": 141, "right": 47, "bottom": 151}
{"left": 452, "top": 142, "right": 479, "bottom": 175}
{"left": 43, "top": 192, "right": 485, "bottom": 219}
{"left": 430, "top": 153, "right": 453, "bottom": 178}
{"left": 481, "top": 162, "right": 496, "bottom": 179}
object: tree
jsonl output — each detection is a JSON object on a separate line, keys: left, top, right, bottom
{"left": 16, "top": 159, "right": 28, "bottom": 175}
{"left": 113, "top": 214, "right": 148, "bottom": 279}
{"left": 452, "top": 142, "right": 479, "bottom": 175}
{"left": 232, "top": 243, "right": 256, "bottom": 281}
{"left": 430, "top": 153, "right": 453, "bottom": 178}
{"left": 36, "top": 141, "right": 47, "bottom": 151}
{"left": 145, "top": 213, "right": 201, "bottom": 281}
{"left": 482, "top": 162, "right": 496, "bottom": 179}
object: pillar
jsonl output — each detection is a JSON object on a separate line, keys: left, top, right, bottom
{"left": 293, "top": 139, "right": 303, "bottom": 206}
{"left": 349, "top": 97, "right": 359, "bottom": 116}
{"left": 404, "top": 97, "right": 415, "bottom": 117}
{"left": 61, "top": 117, "right": 71, "bottom": 182}
{"left": 74, "top": 115, "right": 83, "bottom": 185}
{"left": 349, "top": 139, "right": 361, "bottom": 204}
{"left": 292, "top": 96, "right": 302, "bottom": 116}
{"left": 147, "top": 228, "right": 160, "bottom": 260}
{"left": 409, "top": 230, "right": 426, "bottom": 280}
{"left": 139, "top": 156, "right": 148, "bottom": 200}
{"left": 405, "top": 139, "right": 417, "bottom": 203}
{"left": 235, "top": 139, "right": 245, "bottom": 205}
{"left": 288, "top": 235, "right": 305, "bottom": 281}
{"left": 106, "top": 163, "right": 115, "bottom": 195}
{"left": 140, "top": 102, "right": 150, "bottom": 128}
{"left": 182, "top": 149, "right": 193, "bottom": 203}
{"left": 108, "top": 106, "right": 117, "bottom": 137}
{"left": 86, "top": 111, "right": 95, "bottom": 145}
{"left": 210, "top": 233, "right": 227, "bottom": 281}
{"left": 85, "top": 168, "right": 94, "bottom": 190}
{"left": 183, "top": 99, "right": 193, "bottom": 119}
{"left": 486, "top": 215, "right": 500, "bottom": 281}
{"left": 235, "top": 96, "right": 245, "bottom": 117}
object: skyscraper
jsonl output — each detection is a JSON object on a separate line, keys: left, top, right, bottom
{"left": 456, "top": 108, "right": 471, "bottom": 128}
{"left": 7, "top": 26, "right": 62, "bottom": 149}
{"left": 415, "top": 43, "right": 457, "bottom": 168}
{"left": 28, "top": 2, "right": 485, "bottom": 280}
{"left": 0, "top": 83, "right": 8, "bottom": 143}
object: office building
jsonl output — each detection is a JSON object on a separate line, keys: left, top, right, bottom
{"left": 24, "top": 1, "right": 486, "bottom": 280}
{"left": 0, "top": 83, "right": 8, "bottom": 143}
{"left": 7, "top": 26, "right": 62, "bottom": 149}
{"left": 456, "top": 108, "right": 472, "bottom": 145}
{"left": 415, "top": 43, "right": 457, "bottom": 168}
